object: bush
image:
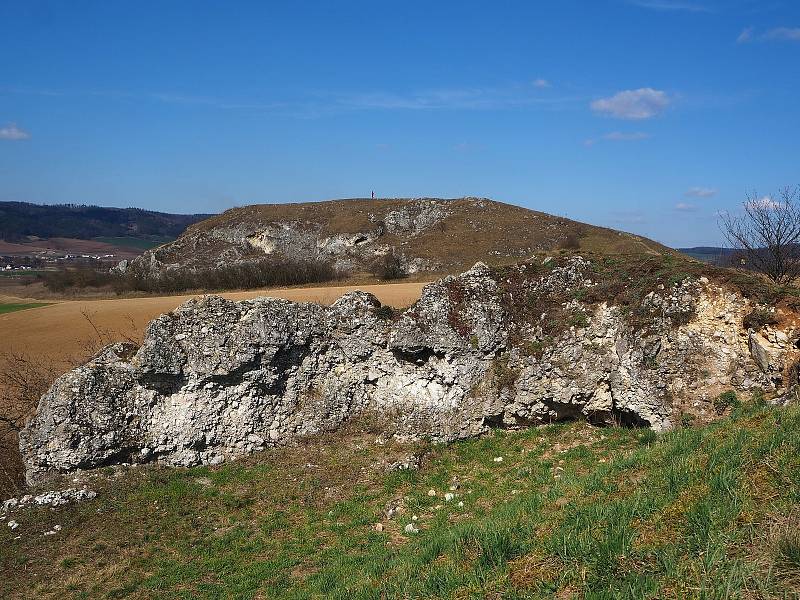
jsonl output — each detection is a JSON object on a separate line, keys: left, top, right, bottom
{"left": 0, "top": 351, "right": 67, "bottom": 496}
{"left": 370, "top": 253, "right": 406, "bottom": 280}
{"left": 40, "top": 268, "right": 114, "bottom": 292}
{"left": 0, "top": 313, "right": 132, "bottom": 497}
{"left": 493, "top": 355, "right": 519, "bottom": 392}
{"left": 373, "top": 305, "right": 395, "bottom": 321}
{"left": 559, "top": 232, "right": 581, "bottom": 250}
{"left": 41, "top": 258, "right": 340, "bottom": 295}
{"left": 743, "top": 308, "right": 779, "bottom": 330}
{"left": 714, "top": 391, "right": 740, "bottom": 415}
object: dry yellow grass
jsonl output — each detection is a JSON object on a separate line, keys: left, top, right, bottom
{"left": 0, "top": 281, "right": 426, "bottom": 365}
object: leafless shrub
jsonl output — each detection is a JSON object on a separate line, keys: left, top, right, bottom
{"left": 369, "top": 253, "right": 406, "bottom": 280}
{"left": 41, "top": 257, "right": 340, "bottom": 295}
{"left": 0, "top": 351, "right": 62, "bottom": 496}
{"left": 719, "top": 186, "right": 800, "bottom": 285}
{"left": 0, "top": 311, "right": 138, "bottom": 497}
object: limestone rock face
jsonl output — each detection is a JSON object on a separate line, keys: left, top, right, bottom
{"left": 19, "top": 257, "right": 799, "bottom": 483}
{"left": 122, "top": 198, "right": 456, "bottom": 277}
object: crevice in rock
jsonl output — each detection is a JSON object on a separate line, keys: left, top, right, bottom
{"left": 611, "top": 409, "right": 651, "bottom": 428}
{"left": 266, "top": 344, "right": 312, "bottom": 396}
{"left": 209, "top": 353, "right": 266, "bottom": 388}
{"left": 542, "top": 400, "right": 584, "bottom": 422}
{"left": 78, "top": 446, "right": 143, "bottom": 470}
{"left": 139, "top": 373, "right": 186, "bottom": 395}
{"left": 391, "top": 347, "right": 446, "bottom": 365}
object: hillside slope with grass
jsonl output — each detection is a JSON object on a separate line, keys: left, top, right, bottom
{"left": 2, "top": 396, "right": 799, "bottom": 598}
{"left": 124, "top": 197, "right": 674, "bottom": 279}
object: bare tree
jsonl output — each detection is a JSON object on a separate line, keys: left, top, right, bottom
{"left": 0, "top": 350, "right": 61, "bottom": 495}
{"left": 0, "top": 312, "right": 141, "bottom": 496}
{"left": 719, "top": 186, "right": 800, "bottom": 285}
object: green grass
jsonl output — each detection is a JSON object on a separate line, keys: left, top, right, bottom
{"left": 0, "top": 302, "right": 50, "bottom": 314}
{"left": 0, "top": 270, "right": 48, "bottom": 277}
{"left": 93, "top": 236, "right": 174, "bottom": 250}
{"left": 2, "top": 399, "right": 800, "bottom": 599}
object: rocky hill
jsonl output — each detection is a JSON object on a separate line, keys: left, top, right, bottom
{"left": 120, "top": 197, "right": 673, "bottom": 277}
{"left": 19, "top": 252, "right": 798, "bottom": 483}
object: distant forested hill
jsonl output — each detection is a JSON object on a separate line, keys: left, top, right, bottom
{"left": 0, "top": 202, "right": 210, "bottom": 242}
{"left": 678, "top": 246, "right": 736, "bottom": 264}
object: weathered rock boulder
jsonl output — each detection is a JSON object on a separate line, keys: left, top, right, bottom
{"left": 19, "top": 257, "right": 799, "bottom": 483}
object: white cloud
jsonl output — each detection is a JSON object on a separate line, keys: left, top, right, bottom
{"left": 532, "top": 78, "right": 551, "bottom": 88}
{"left": 0, "top": 123, "right": 30, "bottom": 140}
{"left": 590, "top": 88, "right": 671, "bottom": 120}
{"left": 737, "top": 27, "right": 754, "bottom": 43}
{"left": 627, "top": 0, "right": 710, "bottom": 12}
{"left": 685, "top": 186, "right": 717, "bottom": 198}
{"left": 675, "top": 202, "right": 697, "bottom": 211}
{"left": 585, "top": 131, "right": 650, "bottom": 146}
{"left": 764, "top": 27, "right": 800, "bottom": 42}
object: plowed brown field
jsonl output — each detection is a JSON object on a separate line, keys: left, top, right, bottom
{"left": 0, "top": 282, "right": 426, "bottom": 364}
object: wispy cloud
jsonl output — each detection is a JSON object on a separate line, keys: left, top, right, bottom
{"left": 2, "top": 86, "right": 287, "bottom": 112}
{"left": 0, "top": 123, "right": 30, "bottom": 140}
{"left": 685, "top": 186, "right": 717, "bottom": 198}
{"left": 737, "top": 26, "right": 800, "bottom": 43}
{"left": 764, "top": 27, "right": 800, "bottom": 41}
{"left": 627, "top": 0, "right": 711, "bottom": 12}
{"left": 674, "top": 202, "right": 698, "bottom": 211}
{"left": 334, "top": 85, "right": 578, "bottom": 112}
{"left": 584, "top": 131, "right": 650, "bottom": 146}
{"left": 591, "top": 88, "right": 671, "bottom": 120}
{"left": 3, "top": 84, "right": 581, "bottom": 118}
{"left": 146, "top": 92, "right": 286, "bottom": 111}
{"left": 737, "top": 27, "right": 754, "bottom": 43}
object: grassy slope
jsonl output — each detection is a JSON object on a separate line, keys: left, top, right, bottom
{"left": 92, "top": 237, "right": 175, "bottom": 251}
{"left": 2, "top": 397, "right": 800, "bottom": 599}
{"left": 0, "top": 302, "right": 50, "bottom": 314}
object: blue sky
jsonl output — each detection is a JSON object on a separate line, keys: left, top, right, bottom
{"left": 1, "top": 0, "right": 798, "bottom": 247}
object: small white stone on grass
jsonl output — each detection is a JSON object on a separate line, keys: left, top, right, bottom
{"left": 444, "top": 492, "right": 455, "bottom": 502}
{"left": 493, "top": 456, "right": 503, "bottom": 463}
{"left": 427, "top": 489, "right": 436, "bottom": 497}
{"left": 404, "top": 523, "right": 419, "bottom": 534}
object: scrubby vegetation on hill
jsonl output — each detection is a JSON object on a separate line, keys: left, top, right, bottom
{"left": 2, "top": 396, "right": 799, "bottom": 598}
{"left": 40, "top": 257, "right": 340, "bottom": 295}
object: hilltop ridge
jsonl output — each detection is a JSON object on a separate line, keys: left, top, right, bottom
{"left": 122, "top": 197, "right": 674, "bottom": 278}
